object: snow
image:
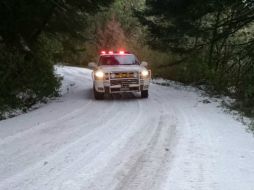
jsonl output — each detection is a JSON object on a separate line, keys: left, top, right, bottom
{"left": 0, "top": 66, "right": 254, "bottom": 190}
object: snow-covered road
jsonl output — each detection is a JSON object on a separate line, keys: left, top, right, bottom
{"left": 1, "top": 66, "right": 254, "bottom": 190}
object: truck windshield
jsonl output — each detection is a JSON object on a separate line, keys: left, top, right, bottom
{"left": 99, "top": 55, "right": 140, "bottom": 66}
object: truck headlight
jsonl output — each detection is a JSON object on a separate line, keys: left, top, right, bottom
{"left": 141, "top": 70, "right": 149, "bottom": 77}
{"left": 95, "top": 70, "right": 104, "bottom": 78}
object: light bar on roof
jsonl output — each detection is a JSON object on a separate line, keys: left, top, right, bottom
{"left": 100, "top": 50, "right": 129, "bottom": 55}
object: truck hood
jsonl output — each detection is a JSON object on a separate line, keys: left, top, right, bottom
{"left": 98, "top": 65, "right": 145, "bottom": 73}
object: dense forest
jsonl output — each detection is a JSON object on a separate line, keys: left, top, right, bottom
{"left": 0, "top": 0, "right": 254, "bottom": 117}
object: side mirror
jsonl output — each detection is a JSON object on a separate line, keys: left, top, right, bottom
{"left": 141, "top": 61, "right": 148, "bottom": 67}
{"left": 88, "top": 62, "right": 97, "bottom": 69}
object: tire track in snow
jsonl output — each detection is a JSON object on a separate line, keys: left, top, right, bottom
{"left": 114, "top": 113, "right": 177, "bottom": 190}
{"left": 47, "top": 101, "right": 144, "bottom": 190}
{"left": 0, "top": 100, "right": 123, "bottom": 182}
{"left": 0, "top": 99, "right": 140, "bottom": 190}
{"left": 0, "top": 100, "right": 93, "bottom": 145}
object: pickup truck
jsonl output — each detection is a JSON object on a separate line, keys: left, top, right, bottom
{"left": 88, "top": 51, "right": 151, "bottom": 100}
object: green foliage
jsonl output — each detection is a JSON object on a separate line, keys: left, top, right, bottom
{"left": 65, "top": 0, "right": 147, "bottom": 66}
{"left": 0, "top": 36, "right": 61, "bottom": 116}
{"left": 0, "top": 0, "right": 114, "bottom": 117}
{"left": 137, "top": 0, "right": 254, "bottom": 115}
{"left": 0, "top": 0, "right": 114, "bottom": 48}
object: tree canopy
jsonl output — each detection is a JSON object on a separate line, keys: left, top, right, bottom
{"left": 0, "top": 0, "right": 114, "bottom": 117}
{"left": 0, "top": 0, "right": 113, "bottom": 51}
{"left": 137, "top": 0, "right": 254, "bottom": 112}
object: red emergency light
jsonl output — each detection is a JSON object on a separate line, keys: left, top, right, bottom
{"left": 100, "top": 50, "right": 128, "bottom": 55}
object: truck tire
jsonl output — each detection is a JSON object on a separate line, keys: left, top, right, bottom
{"left": 141, "top": 90, "right": 149, "bottom": 98}
{"left": 94, "top": 87, "right": 104, "bottom": 100}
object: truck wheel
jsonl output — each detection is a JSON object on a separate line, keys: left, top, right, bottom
{"left": 94, "top": 87, "right": 104, "bottom": 100}
{"left": 141, "top": 90, "right": 149, "bottom": 98}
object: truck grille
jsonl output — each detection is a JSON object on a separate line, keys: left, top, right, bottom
{"left": 110, "top": 72, "right": 138, "bottom": 79}
{"left": 110, "top": 79, "right": 139, "bottom": 86}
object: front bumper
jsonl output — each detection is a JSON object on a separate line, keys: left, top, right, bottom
{"left": 94, "top": 78, "right": 150, "bottom": 93}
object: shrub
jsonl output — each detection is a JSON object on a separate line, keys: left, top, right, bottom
{"left": 0, "top": 37, "right": 61, "bottom": 118}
